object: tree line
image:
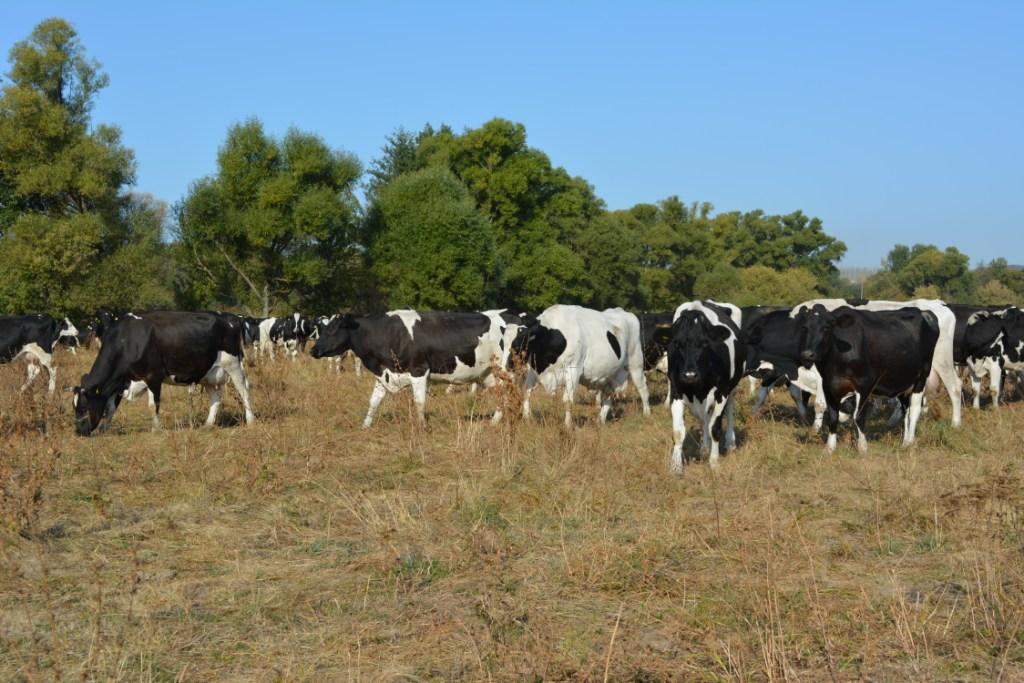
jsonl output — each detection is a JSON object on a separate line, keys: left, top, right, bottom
{"left": 1, "top": 19, "right": 1020, "bottom": 319}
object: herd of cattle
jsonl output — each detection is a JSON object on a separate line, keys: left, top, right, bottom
{"left": 2, "top": 299, "right": 1023, "bottom": 471}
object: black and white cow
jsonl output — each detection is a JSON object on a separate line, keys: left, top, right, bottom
{"left": 513, "top": 305, "right": 651, "bottom": 426}
{"left": 742, "top": 307, "right": 826, "bottom": 424}
{"left": 258, "top": 313, "right": 314, "bottom": 360}
{"left": 310, "top": 309, "right": 522, "bottom": 426}
{"left": 54, "top": 317, "right": 83, "bottom": 354}
{"left": 637, "top": 312, "right": 674, "bottom": 405}
{"left": 794, "top": 304, "right": 939, "bottom": 453}
{"left": 949, "top": 304, "right": 1024, "bottom": 408}
{"left": 653, "top": 301, "right": 745, "bottom": 472}
{"left": 0, "top": 315, "right": 76, "bottom": 393}
{"left": 72, "top": 311, "right": 255, "bottom": 435}
{"left": 791, "top": 299, "right": 962, "bottom": 428}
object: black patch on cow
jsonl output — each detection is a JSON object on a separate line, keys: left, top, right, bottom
{"left": 606, "top": 331, "right": 621, "bottom": 358}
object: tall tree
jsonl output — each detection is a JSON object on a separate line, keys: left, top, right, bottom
{"left": 176, "top": 119, "right": 363, "bottom": 315}
{"left": 0, "top": 18, "right": 168, "bottom": 316}
{"left": 370, "top": 166, "right": 495, "bottom": 309}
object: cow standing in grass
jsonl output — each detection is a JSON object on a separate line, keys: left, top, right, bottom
{"left": 310, "top": 309, "right": 523, "bottom": 426}
{"left": 513, "top": 305, "right": 651, "bottom": 427}
{"left": 0, "top": 315, "right": 77, "bottom": 394}
{"left": 794, "top": 304, "right": 939, "bottom": 453}
{"left": 655, "top": 301, "right": 745, "bottom": 472}
{"left": 73, "top": 311, "right": 255, "bottom": 435}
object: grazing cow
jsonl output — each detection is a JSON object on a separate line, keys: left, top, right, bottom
{"left": 513, "top": 305, "right": 651, "bottom": 426}
{"left": 742, "top": 307, "right": 826, "bottom": 425}
{"left": 0, "top": 315, "right": 74, "bottom": 393}
{"left": 794, "top": 305, "right": 939, "bottom": 453}
{"left": 72, "top": 311, "right": 255, "bottom": 435}
{"left": 654, "top": 301, "right": 745, "bottom": 472}
{"left": 949, "top": 304, "right": 1024, "bottom": 408}
{"left": 792, "top": 298, "right": 962, "bottom": 428}
{"left": 258, "top": 313, "right": 314, "bottom": 359}
{"left": 310, "top": 309, "right": 523, "bottom": 426}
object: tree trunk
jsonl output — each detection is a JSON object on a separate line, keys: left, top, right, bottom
{"left": 262, "top": 284, "right": 270, "bottom": 318}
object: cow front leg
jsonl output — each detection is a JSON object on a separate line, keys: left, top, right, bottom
{"left": 43, "top": 358, "right": 56, "bottom": 394}
{"left": 824, "top": 403, "right": 840, "bottom": 453}
{"left": 706, "top": 397, "right": 729, "bottom": 468}
{"left": 813, "top": 386, "right": 827, "bottom": 430}
{"left": 853, "top": 393, "right": 869, "bottom": 453}
{"left": 521, "top": 370, "right": 536, "bottom": 420}
{"left": 598, "top": 389, "right": 613, "bottom": 424}
{"left": 751, "top": 383, "right": 771, "bottom": 417}
{"left": 204, "top": 386, "right": 223, "bottom": 426}
{"left": 410, "top": 374, "right": 428, "bottom": 425}
{"left": 363, "top": 380, "right": 388, "bottom": 429}
{"left": 628, "top": 365, "right": 651, "bottom": 416}
{"left": 724, "top": 393, "right": 737, "bottom": 451}
{"left": 148, "top": 382, "right": 163, "bottom": 430}
{"left": 669, "top": 397, "right": 686, "bottom": 475}
{"left": 902, "top": 391, "right": 925, "bottom": 447}
{"left": 786, "top": 384, "right": 808, "bottom": 421}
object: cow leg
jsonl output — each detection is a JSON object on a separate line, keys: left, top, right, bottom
{"left": 969, "top": 365, "right": 983, "bottom": 409}
{"left": 598, "top": 389, "right": 614, "bottom": 424}
{"left": 933, "top": 361, "right": 962, "bottom": 427}
{"left": 562, "top": 370, "right": 580, "bottom": 427}
{"left": 724, "top": 393, "right": 738, "bottom": 451}
{"left": 594, "top": 390, "right": 602, "bottom": 408}
{"left": 222, "top": 353, "right": 255, "bottom": 425}
{"left": 787, "top": 383, "right": 808, "bottom": 421}
{"left": 747, "top": 376, "right": 758, "bottom": 395}
{"left": 813, "top": 386, "right": 827, "bottom": 430}
{"left": 886, "top": 398, "right": 905, "bottom": 429}
{"left": 204, "top": 386, "right": 223, "bottom": 426}
{"left": 706, "top": 397, "right": 729, "bottom": 468}
{"left": 521, "top": 370, "right": 536, "bottom": 420}
{"left": 902, "top": 391, "right": 925, "bottom": 446}
{"left": 751, "top": 384, "right": 771, "bottom": 417}
{"left": 824, "top": 403, "right": 840, "bottom": 453}
{"left": 362, "top": 380, "right": 388, "bottom": 428}
{"left": 148, "top": 382, "right": 163, "bottom": 430}
{"left": 410, "top": 374, "right": 428, "bottom": 425}
{"left": 669, "top": 398, "right": 686, "bottom": 475}
{"left": 352, "top": 353, "right": 363, "bottom": 377}
{"left": 852, "top": 393, "right": 869, "bottom": 453}
{"left": 628, "top": 364, "right": 651, "bottom": 416}
{"left": 990, "top": 360, "right": 1003, "bottom": 407}
{"left": 20, "top": 361, "right": 41, "bottom": 393}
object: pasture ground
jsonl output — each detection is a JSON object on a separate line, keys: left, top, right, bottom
{"left": 1, "top": 349, "right": 1023, "bottom": 681}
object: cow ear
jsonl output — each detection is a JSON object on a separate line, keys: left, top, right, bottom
{"left": 835, "top": 314, "right": 856, "bottom": 329}
{"left": 746, "top": 324, "right": 763, "bottom": 346}
{"left": 653, "top": 323, "right": 674, "bottom": 347}
{"left": 709, "top": 325, "right": 732, "bottom": 343}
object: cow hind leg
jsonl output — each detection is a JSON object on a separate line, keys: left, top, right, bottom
{"left": 222, "top": 353, "right": 256, "bottom": 425}
{"left": 990, "top": 361, "right": 1003, "bottom": 408}
{"left": 751, "top": 384, "right": 771, "bottom": 417}
{"left": 628, "top": 365, "right": 651, "bottom": 416}
{"left": 20, "top": 361, "right": 41, "bottom": 393}
{"left": 787, "top": 383, "right": 809, "bottom": 421}
{"left": 363, "top": 380, "right": 388, "bottom": 429}
{"left": 724, "top": 393, "right": 738, "bottom": 451}
{"left": 562, "top": 371, "right": 580, "bottom": 427}
{"left": 852, "top": 393, "right": 869, "bottom": 453}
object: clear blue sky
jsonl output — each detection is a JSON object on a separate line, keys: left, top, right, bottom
{"left": 3, "top": 2, "right": 1021, "bottom": 267}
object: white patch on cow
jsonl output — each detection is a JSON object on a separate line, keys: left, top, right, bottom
{"left": 126, "top": 313, "right": 142, "bottom": 320}
{"left": 387, "top": 309, "right": 422, "bottom": 340}
{"left": 14, "top": 342, "right": 56, "bottom": 393}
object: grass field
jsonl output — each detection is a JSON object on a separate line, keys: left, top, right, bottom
{"left": 2, "top": 348, "right": 1023, "bottom": 681}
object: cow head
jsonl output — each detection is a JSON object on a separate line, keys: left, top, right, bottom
{"left": 794, "top": 304, "right": 836, "bottom": 368}
{"left": 310, "top": 314, "right": 357, "bottom": 358}
{"left": 510, "top": 315, "right": 567, "bottom": 372}
{"left": 659, "top": 312, "right": 732, "bottom": 386}
{"left": 72, "top": 378, "right": 122, "bottom": 436}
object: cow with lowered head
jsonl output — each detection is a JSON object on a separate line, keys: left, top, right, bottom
{"left": 794, "top": 304, "right": 939, "bottom": 453}
{"left": 654, "top": 301, "right": 745, "bottom": 472}
{"left": 948, "top": 304, "right": 1024, "bottom": 408}
{"left": 73, "top": 311, "right": 255, "bottom": 435}
{"left": 310, "top": 309, "right": 522, "bottom": 426}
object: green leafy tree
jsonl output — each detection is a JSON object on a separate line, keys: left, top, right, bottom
{"left": 0, "top": 18, "right": 169, "bottom": 316}
{"left": 575, "top": 213, "right": 642, "bottom": 309}
{"left": 370, "top": 166, "right": 495, "bottom": 309}
{"left": 176, "top": 119, "right": 363, "bottom": 315}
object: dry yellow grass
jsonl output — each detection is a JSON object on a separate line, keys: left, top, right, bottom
{"left": 1, "top": 348, "right": 1024, "bottom": 681}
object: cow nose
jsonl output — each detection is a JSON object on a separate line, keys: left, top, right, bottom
{"left": 683, "top": 370, "right": 697, "bottom": 379}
